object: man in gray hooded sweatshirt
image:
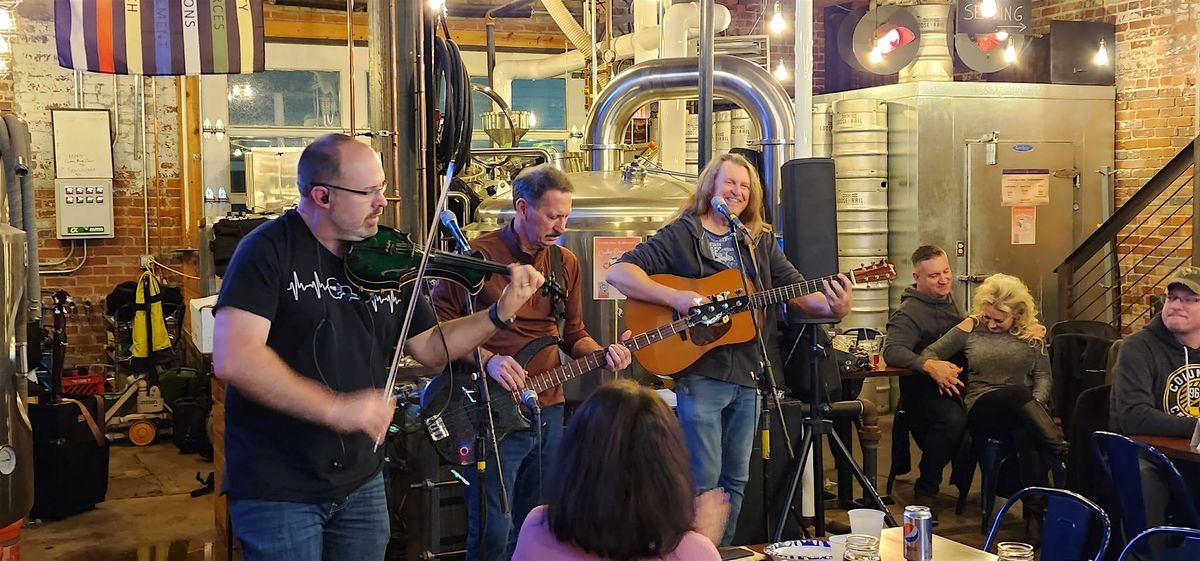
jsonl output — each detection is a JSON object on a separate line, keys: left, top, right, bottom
{"left": 882, "top": 246, "right": 968, "bottom": 501}
{"left": 1111, "top": 267, "right": 1200, "bottom": 437}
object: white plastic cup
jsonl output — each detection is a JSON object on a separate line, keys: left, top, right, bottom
{"left": 847, "top": 508, "right": 886, "bottom": 538}
{"left": 827, "top": 534, "right": 850, "bottom": 560}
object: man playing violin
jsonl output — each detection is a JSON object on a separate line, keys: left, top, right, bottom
{"left": 212, "top": 133, "right": 545, "bottom": 561}
{"left": 605, "top": 153, "right": 853, "bottom": 544}
{"left": 431, "top": 164, "right": 634, "bottom": 561}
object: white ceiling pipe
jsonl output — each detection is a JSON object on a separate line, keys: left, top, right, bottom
{"left": 633, "top": 0, "right": 659, "bottom": 63}
{"left": 794, "top": 0, "right": 813, "bottom": 159}
{"left": 659, "top": 2, "right": 731, "bottom": 171}
{"left": 541, "top": 0, "right": 593, "bottom": 59}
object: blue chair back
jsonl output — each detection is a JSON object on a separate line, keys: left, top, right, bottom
{"left": 1092, "top": 431, "right": 1200, "bottom": 541}
{"left": 1116, "top": 526, "right": 1200, "bottom": 561}
{"left": 984, "top": 486, "right": 1111, "bottom": 561}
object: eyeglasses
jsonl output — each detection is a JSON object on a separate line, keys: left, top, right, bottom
{"left": 313, "top": 182, "right": 387, "bottom": 197}
{"left": 1165, "top": 293, "right": 1200, "bottom": 305}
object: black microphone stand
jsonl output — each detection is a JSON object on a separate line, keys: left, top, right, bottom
{"left": 725, "top": 220, "right": 801, "bottom": 543}
{"left": 443, "top": 229, "right": 510, "bottom": 561}
{"left": 772, "top": 320, "right": 896, "bottom": 540}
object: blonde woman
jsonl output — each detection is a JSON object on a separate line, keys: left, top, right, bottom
{"left": 606, "top": 153, "right": 853, "bottom": 544}
{"left": 920, "top": 274, "right": 1067, "bottom": 514}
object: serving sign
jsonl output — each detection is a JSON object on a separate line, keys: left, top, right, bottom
{"left": 956, "top": 0, "right": 1032, "bottom": 35}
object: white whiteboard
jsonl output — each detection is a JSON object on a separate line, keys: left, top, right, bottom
{"left": 52, "top": 109, "right": 114, "bottom": 179}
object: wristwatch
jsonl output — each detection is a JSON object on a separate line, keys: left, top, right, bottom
{"left": 488, "top": 303, "right": 514, "bottom": 330}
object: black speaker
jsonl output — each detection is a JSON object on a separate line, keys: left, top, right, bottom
{"left": 732, "top": 398, "right": 808, "bottom": 546}
{"left": 780, "top": 158, "right": 839, "bottom": 325}
{"left": 29, "top": 398, "right": 110, "bottom": 520}
{"left": 780, "top": 158, "right": 838, "bottom": 278}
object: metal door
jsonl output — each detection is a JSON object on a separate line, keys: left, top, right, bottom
{"left": 964, "top": 140, "right": 1078, "bottom": 326}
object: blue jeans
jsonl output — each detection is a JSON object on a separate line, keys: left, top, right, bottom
{"left": 675, "top": 374, "right": 760, "bottom": 546}
{"left": 465, "top": 403, "right": 564, "bottom": 561}
{"left": 229, "top": 472, "right": 389, "bottom": 561}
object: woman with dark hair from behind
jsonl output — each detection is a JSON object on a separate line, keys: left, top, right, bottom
{"left": 512, "top": 380, "right": 728, "bottom": 561}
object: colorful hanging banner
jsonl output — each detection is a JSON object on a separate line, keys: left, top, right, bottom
{"left": 54, "top": 0, "right": 265, "bottom": 75}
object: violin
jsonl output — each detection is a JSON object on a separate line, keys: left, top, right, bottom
{"left": 345, "top": 225, "right": 509, "bottom": 294}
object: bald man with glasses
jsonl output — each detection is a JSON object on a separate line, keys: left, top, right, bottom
{"left": 212, "top": 133, "right": 545, "bottom": 561}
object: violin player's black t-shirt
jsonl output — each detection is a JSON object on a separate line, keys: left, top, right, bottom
{"left": 214, "top": 210, "right": 438, "bottom": 502}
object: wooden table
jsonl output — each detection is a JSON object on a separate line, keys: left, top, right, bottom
{"left": 748, "top": 527, "right": 997, "bottom": 560}
{"left": 1132, "top": 435, "right": 1200, "bottom": 463}
{"left": 841, "top": 366, "right": 913, "bottom": 380}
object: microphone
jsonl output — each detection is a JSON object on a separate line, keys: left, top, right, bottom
{"left": 519, "top": 388, "right": 541, "bottom": 413}
{"left": 439, "top": 210, "right": 471, "bottom": 253}
{"left": 710, "top": 195, "right": 749, "bottom": 236}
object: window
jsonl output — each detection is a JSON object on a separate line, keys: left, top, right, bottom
{"left": 227, "top": 70, "right": 342, "bottom": 128}
{"left": 470, "top": 76, "right": 568, "bottom": 148}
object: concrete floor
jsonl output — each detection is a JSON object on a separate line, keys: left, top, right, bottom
{"left": 20, "top": 441, "right": 216, "bottom": 561}
{"left": 15, "top": 414, "right": 1032, "bottom": 560}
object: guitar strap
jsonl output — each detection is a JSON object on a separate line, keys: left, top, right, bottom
{"left": 547, "top": 244, "right": 567, "bottom": 344}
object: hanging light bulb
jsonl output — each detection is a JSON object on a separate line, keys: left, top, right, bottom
{"left": 243, "top": 84, "right": 254, "bottom": 98}
{"left": 231, "top": 85, "right": 241, "bottom": 98}
{"left": 0, "top": 10, "right": 13, "bottom": 32}
{"left": 868, "top": 48, "right": 884, "bottom": 65}
{"left": 774, "top": 59, "right": 790, "bottom": 81}
{"left": 232, "top": 148, "right": 243, "bottom": 158}
{"left": 1094, "top": 39, "right": 1109, "bottom": 66}
{"left": 994, "top": 30, "right": 1009, "bottom": 42}
{"left": 769, "top": 2, "right": 787, "bottom": 35}
{"left": 1003, "top": 41, "right": 1017, "bottom": 63}
{"left": 980, "top": 0, "right": 998, "bottom": 18}
{"left": 428, "top": 0, "right": 445, "bottom": 11}
{"left": 528, "top": 112, "right": 538, "bottom": 127}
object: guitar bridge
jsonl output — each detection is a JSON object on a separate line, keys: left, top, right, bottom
{"left": 425, "top": 415, "right": 449, "bottom": 442}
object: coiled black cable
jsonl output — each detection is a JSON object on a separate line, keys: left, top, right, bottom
{"left": 431, "top": 35, "right": 472, "bottom": 178}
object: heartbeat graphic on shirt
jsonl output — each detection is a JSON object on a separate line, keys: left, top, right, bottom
{"left": 287, "top": 271, "right": 406, "bottom": 312}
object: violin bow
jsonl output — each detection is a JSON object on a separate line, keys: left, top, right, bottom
{"left": 377, "top": 161, "right": 460, "bottom": 450}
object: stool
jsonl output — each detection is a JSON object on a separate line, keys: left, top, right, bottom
{"left": 977, "top": 436, "right": 1017, "bottom": 533}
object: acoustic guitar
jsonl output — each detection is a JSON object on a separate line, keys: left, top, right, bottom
{"left": 624, "top": 261, "right": 897, "bottom": 375}
{"left": 418, "top": 300, "right": 740, "bottom": 466}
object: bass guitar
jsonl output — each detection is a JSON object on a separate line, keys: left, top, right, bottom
{"left": 419, "top": 302, "right": 738, "bottom": 466}
{"left": 624, "top": 261, "right": 897, "bottom": 375}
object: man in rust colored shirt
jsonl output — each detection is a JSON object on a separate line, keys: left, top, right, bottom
{"left": 431, "top": 164, "right": 632, "bottom": 561}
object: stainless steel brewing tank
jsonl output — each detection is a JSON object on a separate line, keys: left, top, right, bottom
{"left": 1, "top": 224, "right": 34, "bottom": 528}
{"left": 465, "top": 170, "right": 693, "bottom": 402}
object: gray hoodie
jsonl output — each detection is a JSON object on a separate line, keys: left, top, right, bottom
{"left": 1110, "top": 315, "right": 1200, "bottom": 437}
{"left": 882, "top": 286, "right": 965, "bottom": 372}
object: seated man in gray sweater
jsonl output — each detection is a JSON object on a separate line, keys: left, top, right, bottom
{"left": 881, "top": 246, "right": 967, "bottom": 502}
{"left": 1110, "top": 267, "right": 1200, "bottom": 437}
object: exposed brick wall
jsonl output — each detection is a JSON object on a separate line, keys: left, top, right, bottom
{"left": 1031, "top": 0, "right": 1197, "bottom": 330}
{"left": 13, "top": 5, "right": 183, "bottom": 366}
{"left": 724, "top": 0, "right": 825, "bottom": 95}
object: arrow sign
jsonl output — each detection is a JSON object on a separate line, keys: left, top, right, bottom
{"left": 957, "top": 0, "right": 1032, "bottom": 35}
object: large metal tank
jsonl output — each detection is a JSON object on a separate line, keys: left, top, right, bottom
{"left": 833, "top": 99, "right": 890, "bottom": 330}
{"left": 0, "top": 224, "right": 34, "bottom": 528}
{"left": 466, "top": 170, "right": 693, "bottom": 401}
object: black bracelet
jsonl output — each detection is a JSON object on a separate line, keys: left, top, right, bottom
{"left": 488, "top": 303, "right": 512, "bottom": 330}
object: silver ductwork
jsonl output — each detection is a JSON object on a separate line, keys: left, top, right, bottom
{"left": 584, "top": 56, "right": 795, "bottom": 231}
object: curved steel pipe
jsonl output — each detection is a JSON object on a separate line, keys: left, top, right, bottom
{"left": 584, "top": 56, "right": 794, "bottom": 229}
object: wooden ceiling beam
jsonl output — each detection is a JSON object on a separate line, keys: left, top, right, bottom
{"left": 264, "top": 19, "right": 566, "bottom": 50}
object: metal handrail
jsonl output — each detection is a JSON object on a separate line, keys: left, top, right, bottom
{"left": 1057, "top": 137, "right": 1197, "bottom": 328}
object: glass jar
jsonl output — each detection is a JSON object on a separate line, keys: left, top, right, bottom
{"left": 996, "top": 541, "right": 1035, "bottom": 561}
{"left": 842, "top": 534, "right": 881, "bottom": 561}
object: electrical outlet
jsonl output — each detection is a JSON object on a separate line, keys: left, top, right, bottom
{"left": 139, "top": 255, "right": 153, "bottom": 269}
